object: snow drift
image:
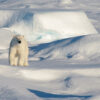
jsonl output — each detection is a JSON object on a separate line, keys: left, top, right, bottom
{"left": 33, "top": 11, "right": 97, "bottom": 43}
{"left": 29, "top": 34, "right": 100, "bottom": 62}
{"left": 0, "top": 10, "right": 97, "bottom": 44}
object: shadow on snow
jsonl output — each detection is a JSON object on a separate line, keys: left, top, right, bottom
{"left": 28, "top": 89, "right": 92, "bottom": 99}
{"left": 29, "top": 35, "right": 83, "bottom": 56}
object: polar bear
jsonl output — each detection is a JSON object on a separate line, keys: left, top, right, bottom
{"left": 9, "top": 35, "right": 29, "bottom": 66}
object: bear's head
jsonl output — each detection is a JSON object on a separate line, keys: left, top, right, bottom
{"left": 13, "top": 35, "right": 24, "bottom": 44}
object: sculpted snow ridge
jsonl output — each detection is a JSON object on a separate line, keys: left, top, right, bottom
{"left": 0, "top": 11, "right": 97, "bottom": 44}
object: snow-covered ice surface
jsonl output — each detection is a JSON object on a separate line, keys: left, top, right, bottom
{"left": 0, "top": 10, "right": 97, "bottom": 43}
{"left": 0, "top": 0, "right": 100, "bottom": 100}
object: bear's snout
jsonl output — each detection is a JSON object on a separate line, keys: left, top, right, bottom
{"left": 18, "top": 40, "right": 21, "bottom": 43}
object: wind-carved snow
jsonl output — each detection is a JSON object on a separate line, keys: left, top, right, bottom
{"left": 0, "top": 0, "right": 73, "bottom": 9}
{"left": 29, "top": 34, "right": 100, "bottom": 62}
{"left": 0, "top": 61, "right": 100, "bottom": 100}
{"left": 32, "top": 11, "right": 97, "bottom": 43}
{"left": 0, "top": 10, "right": 97, "bottom": 44}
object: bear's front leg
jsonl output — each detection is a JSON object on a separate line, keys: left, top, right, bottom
{"left": 14, "top": 56, "right": 18, "bottom": 66}
{"left": 24, "top": 62, "right": 28, "bottom": 66}
{"left": 9, "top": 48, "right": 17, "bottom": 66}
{"left": 23, "top": 56, "right": 28, "bottom": 66}
{"left": 19, "top": 55, "right": 24, "bottom": 66}
{"left": 9, "top": 54, "right": 15, "bottom": 66}
{"left": 24, "top": 60, "right": 28, "bottom": 66}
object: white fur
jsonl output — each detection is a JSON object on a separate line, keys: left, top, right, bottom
{"left": 9, "top": 35, "right": 29, "bottom": 66}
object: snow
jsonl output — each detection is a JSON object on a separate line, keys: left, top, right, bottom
{"left": 0, "top": 59, "right": 100, "bottom": 100}
{"left": 0, "top": 0, "right": 100, "bottom": 100}
{"left": 32, "top": 11, "right": 97, "bottom": 43}
{"left": 29, "top": 34, "right": 100, "bottom": 62}
{"left": 0, "top": 10, "right": 97, "bottom": 43}
{"left": 61, "top": 0, "right": 72, "bottom": 5}
{"left": 0, "top": 29, "right": 13, "bottom": 49}
{"left": 0, "top": 0, "right": 73, "bottom": 9}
